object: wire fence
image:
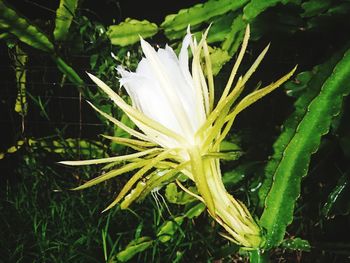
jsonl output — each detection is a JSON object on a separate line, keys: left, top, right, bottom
{"left": 0, "top": 46, "right": 107, "bottom": 153}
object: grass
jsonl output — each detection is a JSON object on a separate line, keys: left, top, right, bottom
{"left": 0, "top": 144, "right": 231, "bottom": 262}
{"left": 1, "top": 149, "right": 107, "bottom": 262}
{"left": 2, "top": 134, "right": 349, "bottom": 262}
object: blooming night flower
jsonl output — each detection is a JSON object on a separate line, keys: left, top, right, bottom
{"left": 60, "top": 25, "right": 296, "bottom": 248}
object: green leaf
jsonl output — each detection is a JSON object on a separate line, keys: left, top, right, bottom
{"left": 327, "top": 3, "right": 350, "bottom": 16}
{"left": 221, "top": 14, "right": 246, "bottom": 55}
{"left": 223, "top": 0, "right": 298, "bottom": 55}
{"left": 259, "top": 47, "right": 350, "bottom": 248}
{"left": 322, "top": 173, "right": 350, "bottom": 218}
{"left": 165, "top": 182, "right": 196, "bottom": 205}
{"left": 206, "top": 12, "right": 235, "bottom": 44}
{"left": 161, "top": 0, "right": 248, "bottom": 40}
{"left": 259, "top": 53, "right": 345, "bottom": 206}
{"left": 116, "top": 237, "right": 153, "bottom": 262}
{"left": 208, "top": 46, "right": 231, "bottom": 75}
{"left": 0, "top": 31, "right": 10, "bottom": 40}
{"left": 301, "top": 0, "right": 332, "bottom": 18}
{"left": 184, "top": 202, "right": 206, "bottom": 219}
{"left": 107, "top": 19, "right": 158, "bottom": 47}
{"left": 0, "top": 1, "right": 84, "bottom": 89}
{"left": 220, "top": 140, "right": 241, "bottom": 152}
{"left": 157, "top": 216, "right": 184, "bottom": 243}
{"left": 51, "top": 56, "right": 84, "bottom": 87}
{"left": 172, "top": 251, "right": 185, "bottom": 263}
{"left": 249, "top": 250, "right": 269, "bottom": 263}
{"left": 1, "top": 137, "right": 106, "bottom": 161}
{"left": 284, "top": 71, "right": 313, "bottom": 97}
{"left": 306, "top": 3, "right": 350, "bottom": 30}
{"left": 136, "top": 167, "right": 188, "bottom": 204}
{"left": 0, "top": 1, "right": 54, "bottom": 52}
{"left": 258, "top": 51, "right": 345, "bottom": 209}
{"left": 243, "top": 0, "right": 297, "bottom": 21}
{"left": 222, "top": 162, "right": 261, "bottom": 188}
{"left": 12, "top": 45, "right": 28, "bottom": 115}
{"left": 280, "top": 238, "right": 311, "bottom": 252}
{"left": 54, "top": 0, "right": 78, "bottom": 41}
{"left": 0, "top": 140, "right": 25, "bottom": 160}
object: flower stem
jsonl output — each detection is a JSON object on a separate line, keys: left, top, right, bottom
{"left": 249, "top": 249, "right": 270, "bottom": 263}
{"left": 188, "top": 147, "right": 263, "bottom": 248}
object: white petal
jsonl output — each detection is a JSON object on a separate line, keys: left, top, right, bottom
{"left": 139, "top": 38, "right": 195, "bottom": 138}
{"left": 135, "top": 58, "right": 152, "bottom": 76}
{"left": 118, "top": 67, "right": 184, "bottom": 141}
{"left": 117, "top": 36, "right": 208, "bottom": 146}
{"left": 156, "top": 47, "right": 199, "bottom": 130}
{"left": 179, "top": 32, "right": 192, "bottom": 70}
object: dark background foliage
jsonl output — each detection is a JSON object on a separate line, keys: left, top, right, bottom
{"left": 1, "top": 0, "right": 350, "bottom": 262}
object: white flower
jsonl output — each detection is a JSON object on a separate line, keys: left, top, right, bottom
{"left": 116, "top": 34, "right": 203, "bottom": 149}
{"left": 61, "top": 25, "right": 296, "bottom": 248}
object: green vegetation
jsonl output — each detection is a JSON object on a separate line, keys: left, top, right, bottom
{"left": 1, "top": 0, "right": 350, "bottom": 262}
